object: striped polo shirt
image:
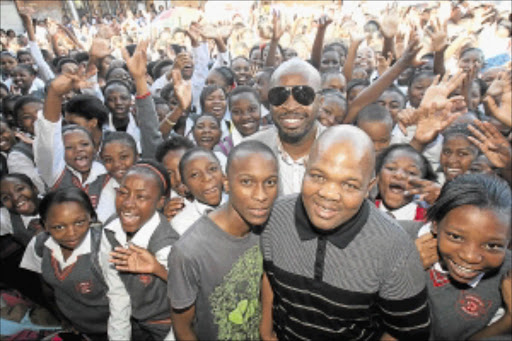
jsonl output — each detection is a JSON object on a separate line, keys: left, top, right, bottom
{"left": 261, "top": 194, "right": 431, "bottom": 340}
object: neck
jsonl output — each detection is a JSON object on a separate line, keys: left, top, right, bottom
{"left": 280, "top": 123, "right": 318, "bottom": 160}
{"left": 113, "top": 115, "right": 129, "bottom": 131}
{"left": 210, "top": 204, "right": 251, "bottom": 238}
{"left": 92, "top": 127, "right": 102, "bottom": 151}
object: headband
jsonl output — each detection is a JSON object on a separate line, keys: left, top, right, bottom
{"left": 136, "top": 164, "right": 168, "bottom": 193}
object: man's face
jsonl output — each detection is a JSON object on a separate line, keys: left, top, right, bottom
{"left": 270, "top": 71, "right": 320, "bottom": 144}
{"left": 302, "top": 141, "right": 375, "bottom": 230}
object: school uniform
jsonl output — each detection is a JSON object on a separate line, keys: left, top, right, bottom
{"left": 95, "top": 177, "right": 119, "bottom": 224}
{"left": 20, "top": 226, "right": 110, "bottom": 336}
{"left": 33, "top": 111, "right": 109, "bottom": 209}
{"left": 99, "top": 212, "right": 179, "bottom": 340}
{"left": 7, "top": 141, "right": 46, "bottom": 194}
{"left": 0, "top": 206, "right": 41, "bottom": 247}
{"left": 375, "top": 199, "right": 426, "bottom": 221}
{"left": 171, "top": 200, "right": 216, "bottom": 236}
{"left": 103, "top": 113, "right": 142, "bottom": 154}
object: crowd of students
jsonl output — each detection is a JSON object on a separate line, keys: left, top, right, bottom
{"left": 0, "top": 1, "right": 511, "bottom": 340}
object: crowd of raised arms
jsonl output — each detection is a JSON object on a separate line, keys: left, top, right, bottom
{"left": 0, "top": 0, "right": 511, "bottom": 340}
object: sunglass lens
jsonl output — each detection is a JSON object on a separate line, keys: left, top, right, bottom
{"left": 268, "top": 87, "right": 290, "bottom": 106}
{"left": 292, "top": 86, "right": 316, "bottom": 106}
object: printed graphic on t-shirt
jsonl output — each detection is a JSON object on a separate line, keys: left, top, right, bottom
{"left": 456, "top": 291, "right": 492, "bottom": 320}
{"left": 209, "top": 245, "right": 263, "bottom": 340}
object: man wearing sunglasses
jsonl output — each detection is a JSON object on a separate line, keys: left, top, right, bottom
{"left": 246, "top": 58, "right": 326, "bottom": 196}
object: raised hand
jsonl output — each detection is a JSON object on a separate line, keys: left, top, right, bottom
{"left": 395, "top": 30, "right": 406, "bottom": 59}
{"left": 121, "top": 39, "right": 148, "bottom": 80}
{"left": 468, "top": 120, "right": 512, "bottom": 169}
{"left": 163, "top": 197, "right": 185, "bottom": 221}
{"left": 171, "top": 68, "right": 192, "bottom": 110}
{"left": 399, "top": 28, "right": 425, "bottom": 67}
{"left": 426, "top": 18, "right": 448, "bottom": 52}
{"left": 406, "top": 178, "right": 442, "bottom": 205}
{"left": 483, "top": 72, "right": 512, "bottom": 127}
{"left": 50, "top": 64, "right": 91, "bottom": 97}
{"left": 486, "top": 71, "right": 509, "bottom": 98}
{"left": 89, "top": 38, "right": 113, "bottom": 61}
{"left": 379, "top": 4, "right": 400, "bottom": 39}
{"left": 414, "top": 232, "right": 439, "bottom": 270}
{"left": 271, "top": 10, "right": 284, "bottom": 41}
{"left": 419, "top": 69, "right": 466, "bottom": 109}
{"left": 413, "top": 102, "right": 462, "bottom": 146}
{"left": 317, "top": 15, "right": 333, "bottom": 30}
{"left": 397, "top": 107, "right": 419, "bottom": 135}
{"left": 110, "top": 244, "right": 159, "bottom": 274}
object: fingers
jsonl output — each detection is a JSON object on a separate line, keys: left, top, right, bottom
{"left": 446, "top": 69, "right": 466, "bottom": 93}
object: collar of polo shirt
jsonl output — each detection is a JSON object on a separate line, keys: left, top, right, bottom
{"left": 294, "top": 196, "right": 370, "bottom": 249}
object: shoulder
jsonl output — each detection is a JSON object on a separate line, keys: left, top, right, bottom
{"left": 396, "top": 220, "right": 426, "bottom": 241}
{"left": 244, "top": 126, "right": 278, "bottom": 146}
{"left": 173, "top": 215, "right": 215, "bottom": 254}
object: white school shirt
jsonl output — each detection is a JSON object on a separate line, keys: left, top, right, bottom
{"left": 7, "top": 149, "right": 46, "bottom": 194}
{"left": 95, "top": 177, "right": 119, "bottom": 224}
{"left": 104, "top": 113, "right": 141, "bottom": 154}
{"left": 0, "top": 207, "right": 38, "bottom": 236}
{"left": 171, "top": 200, "right": 215, "bottom": 236}
{"left": 20, "top": 228, "right": 92, "bottom": 274}
{"left": 99, "top": 212, "right": 172, "bottom": 341}
{"left": 33, "top": 111, "right": 107, "bottom": 189}
{"left": 378, "top": 201, "right": 420, "bottom": 221}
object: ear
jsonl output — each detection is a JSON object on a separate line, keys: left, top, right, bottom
{"left": 431, "top": 221, "right": 438, "bottom": 236}
{"left": 156, "top": 195, "right": 165, "bottom": 211}
{"left": 88, "top": 118, "right": 98, "bottom": 130}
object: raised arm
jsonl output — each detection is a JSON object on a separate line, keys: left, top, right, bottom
{"left": 342, "top": 30, "right": 365, "bottom": 83}
{"left": 265, "top": 11, "right": 284, "bottom": 67}
{"left": 426, "top": 18, "right": 448, "bottom": 77}
{"left": 311, "top": 16, "right": 333, "bottom": 70}
{"left": 344, "top": 30, "right": 425, "bottom": 124}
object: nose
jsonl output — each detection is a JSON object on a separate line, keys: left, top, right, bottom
{"left": 458, "top": 243, "right": 483, "bottom": 265}
{"left": 67, "top": 226, "right": 78, "bottom": 239}
{"left": 318, "top": 182, "right": 341, "bottom": 201}
{"left": 392, "top": 168, "right": 407, "bottom": 179}
{"left": 252, "top": 183, "right": 268, "bottom": 202}
{"left": 122, "top": 193, "right": 136, "bottom": 208}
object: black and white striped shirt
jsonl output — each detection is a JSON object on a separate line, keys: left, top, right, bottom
{"left": 261, "top": 194, "right": 431, "bottom": 340}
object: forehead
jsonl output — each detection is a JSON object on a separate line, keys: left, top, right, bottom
{"left": 63, "top": 129, "right": 91, "bottom": 141}
{"left": 205, "top": 89, "right": 224, "bottom": 98}
{"left": 103, "top": 140, "right": 134, "bottom": 152}
{"left": 196, "top": 116, "right": 219, "bottom": 126}
{"left": 380, "top": 90, "right": 402, "bottom": 102}
{"left": 322, "top": 51, "right": 339, "bottom": 59}
{"left": 185, "top": 152, "right": 218, "bottom": 168}
{"left": 231, "top": 92, "right": 258, "bottom": 104}
{"left": 309, "top": 141, "right": 372, "bottom": 179}
{"left": 1, "top": 176, "right": 28, "bottom": 189}
{"left": 229, "top": 152, "right": 277, "bottom": 176}
{"left": 385, "top": 149, "right": 422, "bottom": 165}
{"left": 232, "top": 58, "right": 249, "bottom": 67}
{"left": 105, "top": 84, "right": 130, "bottom": 95}
{"left": 443, "top": 135, "right": 471, "bottom": 146}
{"left": 123, "top": 171, "right": 158, "bottom": 187}
{"left": 272, "top": 70, "right": 312, "bottom": 88}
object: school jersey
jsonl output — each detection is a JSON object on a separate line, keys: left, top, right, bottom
{"left": 20, "top": 225, "right": 109, "bottom": 334}
{"left": 375, "top": 199, "right": 426, "bottom": 221}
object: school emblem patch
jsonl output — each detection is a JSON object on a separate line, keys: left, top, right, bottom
{"left": 429, "top": 268, "right": 450, "bottom": 287}
{"left": 138, "top": 274, "right": 153, "bottom": 286}
{"left": 75, "top": 280, "right": 93, "bottom": 294}
{"left": 456, "top": 291, "right": 491, "bottom": 319}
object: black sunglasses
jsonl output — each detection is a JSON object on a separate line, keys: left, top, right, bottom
{"left": 268, "top": 86, "right": 317, "bottom": 106}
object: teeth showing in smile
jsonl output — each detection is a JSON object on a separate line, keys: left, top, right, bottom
{"left": 16, "top": 200, "right": 27, "bottom": 208}
{"left": 447, "top": 168, "right": 461, "bottom": 175}
{"left": 449, "top": 259, "right": 481, "bottom": 277}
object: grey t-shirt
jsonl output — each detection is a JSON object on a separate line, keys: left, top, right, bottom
{"left": 168, "top": 215, "right": 262, "bottom": 340}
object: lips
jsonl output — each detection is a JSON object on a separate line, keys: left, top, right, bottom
{"left": 312, "top": 200, "right": 338, "bottom": 220}
{"left": 446, "top": 258, "right": 482, "bottom": 281}
{"left": 203, "top": 186, "right": 219, "bottom": 197}
{"left": 74, "top": 154, "right": 90, "bottom": 169}
{"left": 445, "top": 167, "right": 462, "bottom": 178}
{"left": 388, "top": 182, "right": 406, "bottom": 194}
{"left": 248, "top": 207, "right": 270, "bottom": 218}
{"left": 14, "top": 199, "right": 32, "bottom": 214}
{"left": 120, "top": 211, "right": 140, "bottom": 227}
{"left": 278, "top": 114, "right": 305, "bottom": 130}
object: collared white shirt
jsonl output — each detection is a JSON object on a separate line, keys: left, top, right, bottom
{"left": 231, "top": 127, "right": 244, "bottom": 147}
{"left": 418, "top": 224, "right": 484, "bottom": 288}
{"left": 20, "top": 229, "right": 92, "bottom": 274}
{"left": 171, "top": 200, "right": 215, "bottom": 236}
{"left": 0, "top": 207, "right": 38, "bottom": 236}
{"left": 99, "top": 212, "right": 172, "bottom": 340}
{"left": 104, "top": 113, "right": 141, "bottom": 154}
{"left": 96, "top": 177, "right": 119, "bottom": 223}
{"left": 378, "top": 201, "right": 419, "bottom": 221}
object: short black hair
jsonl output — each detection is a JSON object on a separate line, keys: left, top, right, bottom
{"left": 178, "top": 147, "right": 220, "bottom": 186}
{"left": 74, "top": 51, "right": 89, "bottom": 64}
{"left": 346, "top": 78, "right": 370, "bottom": 98}
{"left": 427, "top": 173, "right": 511, "bottom": 223}
{"left": 228, "top": 86, "right": 260, "bottom": 109}
{"left": 199, "top": 85, "right": 226, "bottom": 112}
{"left": 209, "top": 67, "right": 235, "bottom": 88}
{"left": 13, "top": 63, "right": 36, "bottom": 76}
{"left": 459, "top": 47, "right": 485, "bottom": 62}
{"left": 319, "top": 89, "right": 348, "bottom": 111}
{"left": 101, "top": 131, "right": 138, "bottom": 157}
{"left": 381, "top": 85, "right": 407, "bottom": 108}
{"left": 408, "top": 71, "right": 435, "bottom": 88}
{"left": 376, "top": 144, "right": 437, "bottom": 181}
{"left": 56, "top": 58, "right": 79, "bottom": 73}
{"left": 193, "top": 113, "right": 221, "bottom": 129}
{"left": 13, "top": 96, "right": 42, "bottom": 120}
{"left": 155, "top": 136, "right": 195, "bottom": 163}
{"left": 39, "top": 187, "right": 97, "bottom": 223}
{"left": 61, "top": 124, "right": 94, "bottom": 144}
{"left": 103, "top": 79, "right": 132, "bottom": 96}
{"left": 226, "top": 140, "right": 277, "bottom": 177}
{"left": 152, "top": 59, "right": 173, "bottom": 80}
{"left": 356, "top": 103, "right": 393, "bottom": 128}
{"left": 65, "top": 94, "right": 109, "bottom": 127}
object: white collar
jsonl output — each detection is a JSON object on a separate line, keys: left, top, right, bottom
{"left": 104, "top": 212, "right": 160, "bottom": 248}
{"left": 66, "top": 160, "right": 106, "bottom": 185}
{"left": 45, "top": 229, "right": 91, "bottom": 268}
{"left": 418, "top": 223, "right": 484, "bottom": 288}
{"left": 192, "top": 199, "right": 216, "bottom": 215}
{"left": 378, "top": 201, "right": 418, "bottom": 220}
{"left": 231, "top": 127, "right": 244, "bottom": 147}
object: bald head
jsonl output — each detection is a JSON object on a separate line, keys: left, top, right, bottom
{"left": 270, "top": 58, "right": 321, "bottom": 91}
{"left": 309, "top": 125, "right": 376, "bottom": 179}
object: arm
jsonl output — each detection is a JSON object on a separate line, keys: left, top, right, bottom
{"left": 171, "top": 305, "right": 198, "bottom": 341}
{"left": 311, "top": 16, "right": 333, "bottom": 70}
{"left": 342, "top": 32, "right": 364, "bottom": 83}
{"left": 109, "top": 244, "right": 168, "bottom": 281}
{"left": 122, "top": 40, "right": 164, "bottom": 158}
{"left": 265, "top": 12, "right": 284, "bottom": 67}
{"left": 260, "top": 272, "right": 278, "bottom": 341}
{"left": 344, "top": 31, "right": 424, "bottom": 124}
{"left": 7, "top": 151, "right": 46, "bottom": 194}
